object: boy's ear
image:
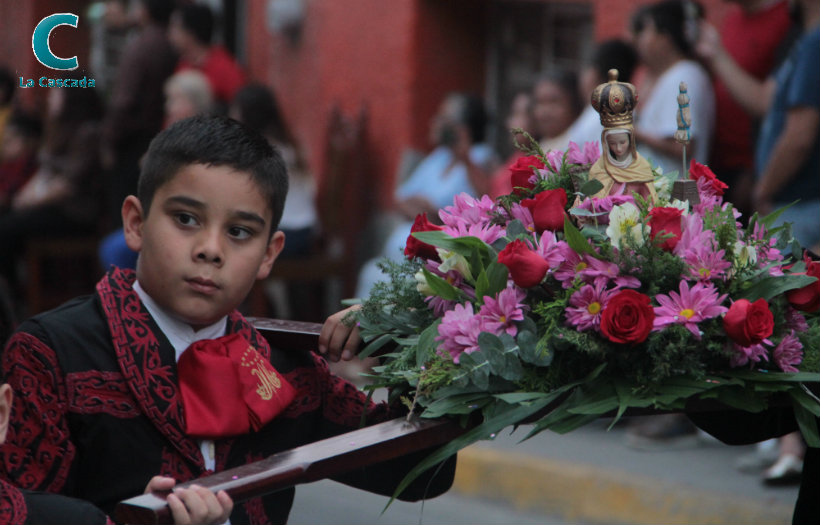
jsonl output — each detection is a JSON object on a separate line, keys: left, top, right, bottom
{"left": 0, "top": 383, "right": 13, "bottom": 444}
{"left": 122, "top": 196, "right": 145, "bottom": 252}
{"left": 256, "top": 230, "right": 286, "bottom": 280}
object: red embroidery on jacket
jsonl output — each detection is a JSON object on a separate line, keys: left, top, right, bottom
{"left": 0, "top": 333, "right": 74, "bottom": 492}
{"left": 66, "top": 370, "right": 140, "bottom": 417}
{"left": 0, "top": 479, "right": 27, "bottom": 525}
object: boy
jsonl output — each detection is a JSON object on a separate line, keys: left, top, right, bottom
{"left": 0, "top": 116, "right": 455, "bottom": 523}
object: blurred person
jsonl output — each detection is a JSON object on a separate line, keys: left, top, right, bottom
{"left": 99, "top": 69, "right": 215, "bottom": 272}
{"left": 229, "top": 83, "right": 318, "bottom": 259}
{"left": 567, "top": 39, "right": 639, "bottom": 147}
{"left": 0, "top": 67, "right": 17, "bottom": 149}
{"left": 101, "top": 0, "right": 178, "bottom": 230}
{"left": 0, "top": 77, "right": 104, "bottom": 298}
{"left": 696, "top": 0, "right": 793, "bottom": 217}
{"left": 355, "top": 92, "right": 495, "bottom": 299}
{"left": 532, "top": 68, "right": 583, "bottom": 153}
{"left": 489, "top": 88, "right": 538, "bottom": 198}
{"left": 0, "top": 111, "right": 42, "bottom": 212}
{"left": 697, "top": 0, "right": 819, "bottom": 249}
{"left": 169, "top": 3, "right": 245, "bottom": 108}
{"left": 88, "top": 0, "right": 135, "bottom": 97}
{"left": 630, "top": 0, "right": 715, "bottom": 176}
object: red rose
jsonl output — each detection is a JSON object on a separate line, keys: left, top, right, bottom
{"left": 723, "top": 298, "right": 774, "bottom": 346}
{"left": 497, "top": 239, "right": 549, "bottom": 288}
{"left": 599, "top": 289, "right": 655, "bottom": 345}
{"left": 508, "top": 155, "right": 545, "bottom": 194}
{"left": 647, "top": 206, "right": 683, "bottom": 251}
{"left": 786, "top": 254, "right": 820, "bottom": 312}
{"left": 404, "top": 214, "right": 443, "bottom": 261}
{"left": 689, "top": 159, "right": 728, "bottom": 196}
{"left": 521, "top": 188, "right": 568, "bottom": 232}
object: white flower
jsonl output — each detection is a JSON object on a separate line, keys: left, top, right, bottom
{"left": 436, "top": 249, "right": 473, "bottom": 281}
{"left": 669, "top": 199, "right": 689, "bottom": 214}
{"left": 733, "top": 241, "right": 757, "bottom": 269}
{"left": 415, "top": 269, "right": 434, "bottom": 296}
{"left": 606, "top": 202, "right": 645, "bottom": 250}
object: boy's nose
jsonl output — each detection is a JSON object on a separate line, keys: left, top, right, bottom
{"left": 194, "top": 231, "right": 224, "bottom": 265}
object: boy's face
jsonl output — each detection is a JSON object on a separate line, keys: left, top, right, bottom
{"left": 123, "top": 164, "right": 284, "bottom": 329}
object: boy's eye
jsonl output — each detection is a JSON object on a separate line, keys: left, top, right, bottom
{"left": 229, "top": 226, "right": 254, "bottom": 240}
{"left": 175, "top": 212, "right": 198, "bottom": 226}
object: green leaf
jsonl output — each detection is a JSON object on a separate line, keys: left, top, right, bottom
{"left": 759, "top": 201, "right": 797, "bottom": 229}
{"left": 413, "top": 231, "right": 491, "bottom": 260}
{"left": 579, "top": 179, "right": 603, "bottom": 197}
{"left": 421, "top": 393, "right": 491, "bottom": 418}
{"left": 421, "top": 267, "right": 462, "bottom": 301}
{"left": 416, "top": 320, "right": 442, "bottom": 368}
{"left": 486, "top": 262, "right": 510, "bottom": 297}
{"left": 516, "top": 329, "right": 552, "bottom": 366}
{"left": 386, "top": 399, "right": 554, "bottom": 509}
{"left": 738, "top": 274, "right": 818, "bottom": 302}
{"left": 563, "top": 216, "right": 598, "bottom": 257}
{"left": 505, "top": 220, "right": 529, "bottom": 239}
{"left": 794, "top": 402, "right": 820, "bottom": 448}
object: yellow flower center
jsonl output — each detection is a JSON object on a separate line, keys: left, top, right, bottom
{"left": 446, "top": 276, "right": 455, "bottom": 285}
{"left": 680, "top": 308, "right": 695, "bottom": 319}
{"left": 575, "top": 262, "right": 588, "bottom": 272}
{"left": 620, "top": 219, "right": 636, "bottom": 235}
{"left": 587, "top": 302, "right": 601, "bottom": 315}
{"left": 499, "top": 315, "right": 507, "bottom": 324}
{"left": 698, "top": 268, "right": 711, "bottom": 279}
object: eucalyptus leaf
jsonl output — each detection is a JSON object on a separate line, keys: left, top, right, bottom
{"left": 563, "top": 216, "right": 598, "bottom": 257}
{"left": 579, "top": 179, "right": 604, "bottom": 197}
{"left": 505, "top": 219, "right": 529, "bottom": 239}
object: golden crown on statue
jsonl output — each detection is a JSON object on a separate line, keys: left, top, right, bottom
{"left": 591, "top": 69, "right": 638, "bottom": 127}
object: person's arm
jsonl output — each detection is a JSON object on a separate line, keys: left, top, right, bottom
{"left": 753, "top": 106, "right": 820, "bottom": 213}
{"left": 696, "top": 22, "right": 776, "bottom": 118}
{"left": 452, "top": 125, "right": 496, "bottom": 196}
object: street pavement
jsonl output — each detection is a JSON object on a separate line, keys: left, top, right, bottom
{"left": 287, "top": 414, "right": 800, "bottom": 525}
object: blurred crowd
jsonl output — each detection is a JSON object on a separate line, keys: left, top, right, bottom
{"left": 0, "top": 0, "right": 816, "bottom": 489}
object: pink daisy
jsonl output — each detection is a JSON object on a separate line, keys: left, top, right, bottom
{"left": 578, "top": 256, "right": 641, "bottom": 289}
{"left": 729, "top": 342, "right": 769, "bottom": 369}
{"left": 684, "top": 244, "right": 732, "bottom": 282}
{"left": 533, "top": 231, "right": 565, "bottom": 270}
{"left": 554, "top": 244, "right": 593, "bottom": 289}
{"left": 439, "top": 192, "right": 495, "bottom": 229}
{"left": 443, "top": 221, "right": 506, "bottom": 245}
{"left": 567, "top": 141, "right": 600, "bottom": 166}
{"left": 565, "top": 283, "right": 614, "bottom": 331}
{"left": 773, "top": 331, "right": 803, "bottom": 373}
{"left": 435, "top": 302, "right": 482, "bottom": 363}
{"left": 653, "top": 280, "right": 728, "bottom": 339}
{"left": 479, "top": 286, "right": 527, "bottom": 336}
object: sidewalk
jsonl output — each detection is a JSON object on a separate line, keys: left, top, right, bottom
{"left": 451, "top": 417, "right": 799, "bottom": 525}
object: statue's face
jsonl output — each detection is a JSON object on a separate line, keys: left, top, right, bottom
{"left": 606, "top": 133, "right": 631, "bottom": 161}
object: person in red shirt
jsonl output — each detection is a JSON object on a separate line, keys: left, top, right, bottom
{"left": 168, "top": 3, "right": 245, "bottom": 109}
{"left": 697, "top": 0, "right": 793, "bottom": 216}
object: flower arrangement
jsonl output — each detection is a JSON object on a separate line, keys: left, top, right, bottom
{"left": 355, "top": 139, "right": 820, "bottom": 487}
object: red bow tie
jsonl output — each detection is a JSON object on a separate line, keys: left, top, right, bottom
{"left": 177, "top": 333, "right": 295, "bottom": 438}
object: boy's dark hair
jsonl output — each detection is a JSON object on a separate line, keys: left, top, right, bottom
{"left": 138, "top": 115, "right": 289, "bottom": 234}
{"left": 7, "top": 110, "right": 43, "bottom": 143}
{"left": 446, "top": 92, "right": 489, "bottom": 144}
{"left": 177, "top": 4, "right": 214, "bottom": 45}
{"left": 633, "top": 0, "right": 704, "bottom": 57}
{"left": 590, "top": 39, "right": 638, "bottom": 84}
{"left": 141, "top": 0, "right": 176, "bottom": 26}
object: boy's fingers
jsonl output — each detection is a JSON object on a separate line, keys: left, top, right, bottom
{"left": 215, "top": 490, "right": 234, "bottom": 522}
{"left": 145, "top": 475, "right": 176, "bottom": 493}
{"left": 166, "top": 493, "right": 192, "bottom": 525}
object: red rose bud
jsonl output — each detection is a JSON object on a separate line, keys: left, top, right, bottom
{"left": 508, "top": 155, "right": 545, "bottom": 194}
{"left": 404, "top": 214, "right": 443, "bottom": 261}
{"left": 497, "top": 239, "right": 549, "bottom": 288}
{"left": 599, "top": 289, "right": 655, "bottom": 345}
{"left": 689, "top": 159, "right": 728, "bottom": 196}
{"left": 786, "top": 254, "right": 820, "bottom": 312}
{"left": 647, "top": 206, "right": 683, "bottom": 251}
{"left": 521, "top": 188, "right": 568, "bottom": 232}
{"left": 723, "top": 298, "right": 774, "bottom": 346}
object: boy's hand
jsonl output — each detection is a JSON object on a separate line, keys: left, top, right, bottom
{"left": 318, "top": 305, "right": 362, "bottom": 362}
{"left": 145, "top": 476, "right": 233, "bottom": 525}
